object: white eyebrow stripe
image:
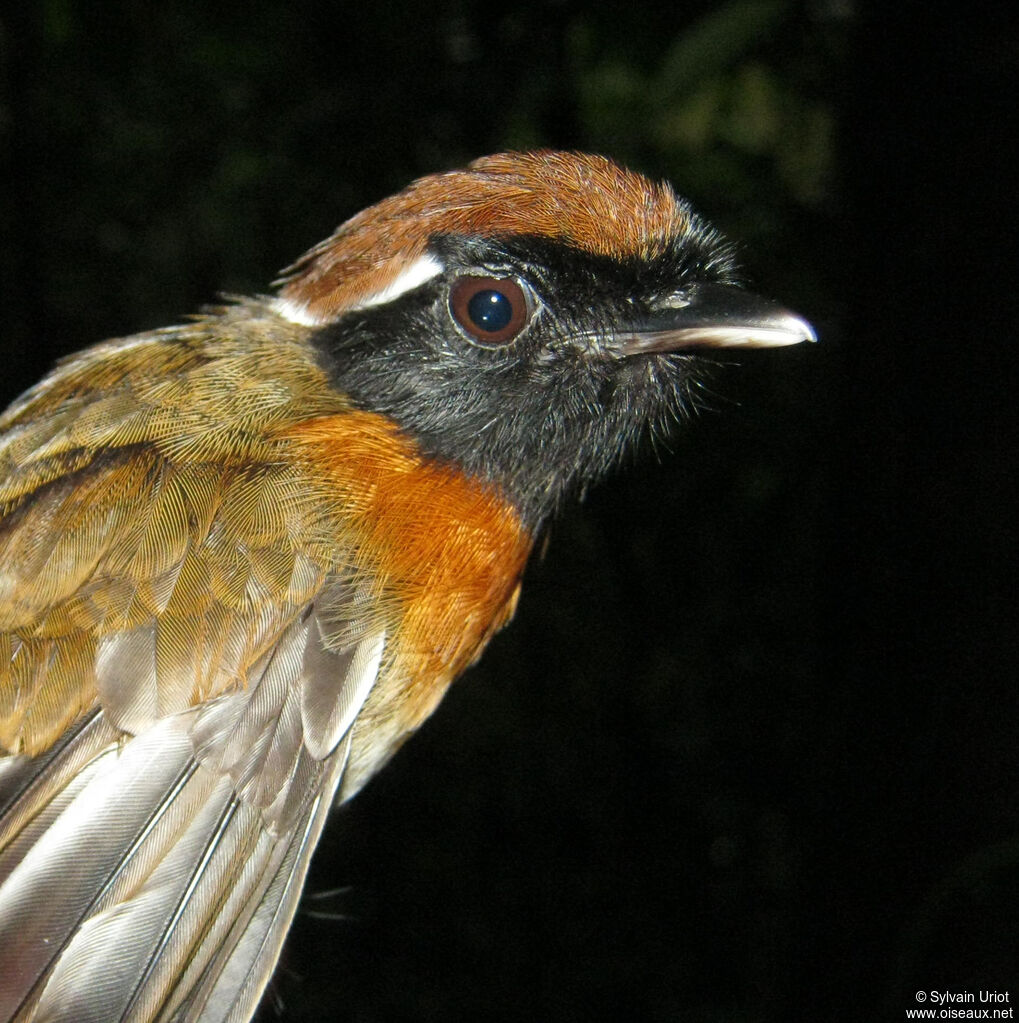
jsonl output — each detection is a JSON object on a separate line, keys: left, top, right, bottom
{"left": 349, "top": 253, "right": 445, "bottom": 311}
{"left": 272, "top": 296, "right": 327, "bottom": 326}
{"left": 272, "top": 253, "right": 445, "bottom": 327}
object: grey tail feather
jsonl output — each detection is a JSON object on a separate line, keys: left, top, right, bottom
{"left": 0, "top": 710, "right": 349, "bottom": 1023}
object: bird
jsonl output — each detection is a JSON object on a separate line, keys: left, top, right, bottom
{"left": 0, "top": 150, "right": 814, "bottom": 1022}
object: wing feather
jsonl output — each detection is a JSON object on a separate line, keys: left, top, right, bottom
{"left": 0, "top": 606, "right": 381, "bottom": 1022}
{"left": 0, "top": 311, "right": 388, "bottom": 1021}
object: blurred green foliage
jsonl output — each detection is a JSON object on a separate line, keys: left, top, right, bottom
{"left": 574, "top": 1, "right": 835, "bottom": 209}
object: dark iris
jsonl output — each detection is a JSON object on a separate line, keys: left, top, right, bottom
{"left": 448, "top": 275, "right": 532, "bottom": 346}
{"left": 467, "top": 289, "right": 512, "bottom": 333}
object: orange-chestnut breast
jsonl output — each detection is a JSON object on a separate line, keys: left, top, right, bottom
{"left": 0, "top": 151, "right": 813, "bottom": 1023}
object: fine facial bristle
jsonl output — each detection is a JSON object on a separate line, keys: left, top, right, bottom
{"left": 278, "top": 151, "right": 692, "bottom": 323}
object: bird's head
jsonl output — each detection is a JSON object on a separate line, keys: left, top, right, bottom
{"left": 275, "top": 151, "right": 814, "bottom": 524}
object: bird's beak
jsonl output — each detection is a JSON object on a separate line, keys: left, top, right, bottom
{"left": 619, "top": 283, "right": 817, "bottom": 353}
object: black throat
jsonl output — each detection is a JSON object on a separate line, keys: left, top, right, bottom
{"left": 306, "top": 232, "right": 737, "bottom": 525}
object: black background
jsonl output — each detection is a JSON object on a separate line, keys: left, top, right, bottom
{"left": 1, "top": 2, "right": 1015, "bottom": 1020}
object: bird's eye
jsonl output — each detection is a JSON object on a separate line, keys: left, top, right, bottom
{"left": 449, "top": 276, "right": 532, "bottom": 346}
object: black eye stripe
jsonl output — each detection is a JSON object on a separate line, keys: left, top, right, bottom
{"left": 449, "top": 276, "right": 532, "bottom": 346}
